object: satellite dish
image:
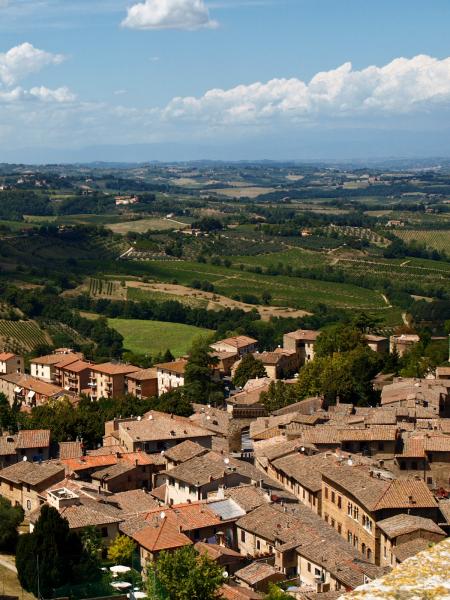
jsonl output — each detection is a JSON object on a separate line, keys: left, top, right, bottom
{"left": 348, "top": 458, "right": 353, "bottom": 466}
{"left": 137, "top": 416, "right": 142, "bottom": 421}
{"left": 148, "top": 415, "right": 153, "bottom": 420}
{"left": 224, "top": 458, "right": 230, "bottom": 465}
{"left": 23, "top": 456, "right": 28, "bottom": 461}
{"left": 206, "top": 416, "right": 211, "bottom": 421}
{"left": 301, "top": 447, "right": 305, "bottom": 452}
{"left": 160, "top": 450, "right": 165, "bottom": 456}
{"left": 160, "top": 511, "right": 166, "bottom": 520}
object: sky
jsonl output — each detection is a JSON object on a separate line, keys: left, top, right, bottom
{"left": 0, "top": 0, "right": 449, "bottom": 162}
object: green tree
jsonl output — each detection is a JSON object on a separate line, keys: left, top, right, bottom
{"left": 314, "top": 324, "right": 364, "bottom": 358}
{"left": 183, "top": 338, "right": 223, "bottom": 405}
{"left": 146, "top": 545, "right": 224, "bottom": 600}
{"left": 16, "top": 505, "right": 89, "bottom": 598}
{"left": 265, "top": 583, "right": 292, "bottom": 599}
{"left": 107, "top": 534, "right": 136, "bottom": 566}
{"left": 0, "top": 497, "right": 23, "bottom": 551}
{"left": 81, "top": 526, "right": 103, "bottom": 562}
{"left": 261, "top": 380, "right": 299, "bottom": 412}
{"left": 0, "top": 392, "right": 17, "bottom": 432}
{"left": 262, "top": 290, "right": 272, "bottom": 306}
{"left": 233, "top": 354, "right": 267, "bottom": 388}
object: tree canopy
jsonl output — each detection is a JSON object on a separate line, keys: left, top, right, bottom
{"left": 232, "top": 354, "right": 267, "bottom": 388}
{"left": 0, "top": 497, "right": 23, "bottom": 551}
{"left": 146, "top": 546, "right": 224, "bottom": 600}
{"left": 183, "top": 337, "right": 223, "bottom": 405}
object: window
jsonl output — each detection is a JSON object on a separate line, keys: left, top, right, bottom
{"left": 194, "top": 530, "right": 200, "bottom": 541}
{"left": 354, "top": 536, "right": 358, "bottom": 548}
{"left": 101, "top": 527, "right": 108, "bottom": 537}
{"left": 324, "top": 514, "right": 329, "bottom": 523}
{"left": 353, "top": 506, "right": 359, "bottom": 521}
{"left": 383, "top": 546, "right": 387, "bottom": 558}
{"left": 367, "top": 548, "right": 372, "bottom": 561}
{"left": 331, "top": 518, "right": 335, "bottom": 528}
{"left": 307, "top": 563, "right": 311, "bottom": 573}
{"left": 427, "top": 477, "right": 433, "bottom": 485}
{"left": 347, "top": 532, "right": 352, "bottom": 544}
{"left": 240, "top": 530, "right": 246, "bottom": 543}
{"left": 337, "top": 496, "right": 342, "bottom": 509}
{"left": 378, "top": 442, "right": 384, "bottom": 451}
{"left": 26, "top": 500, "right": 31, "bottom": 511}
{"left": 411, "top": 461, "right": 417, "bottom": 470}
{"left": 256, "top": 540, "right": 261, "bottom": 551}
{"left": 337, "top": 523, "right": 342, "bottom": 535}
{"left": 314, "top": 568, "right": 321, "bottom": 577}
{"left": 362, "top": 543, "right": 366, "bottom": 555}
{"left": 347, "top": 502, "right": 352, "bottom": 516}
{"left": 331, "top": 491, "right": 335, "bottom": 504}
{"left": 325, "top": 487, "right": 329, "bottom": 499}
{"left": 302, "top": 489, "right": 306, "bottom": 499}
{"left": 400, "top": 461, "right": 406, "bottom": 471}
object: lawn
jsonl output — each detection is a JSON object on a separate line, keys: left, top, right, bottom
{"left": 107, "top": 318, "right": 214, "bottom": 356}
{"left": 107, "top": 218, "right": 189, "bottom": 234}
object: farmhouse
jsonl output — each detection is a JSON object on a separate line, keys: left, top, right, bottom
{"left": 0, "top": 352, "right": 23, "bottom": 375}
{"left": 211, "top": 336, "right": 258, "bottom": 357}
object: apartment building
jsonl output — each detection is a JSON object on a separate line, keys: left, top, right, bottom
{"left": 88, "top": 363, "right": 141, "bottom": 399}
{"left": 155, "top": 360, "right": 187, "bottom": 396}
{"left": 125, "top": 368, "right": 158, "bottom": 399}
{"left": 30, "top": 350, "right": 83, "bottom": 382}
{"left": 54, "top": 359, "right": 92, "bottom": 394}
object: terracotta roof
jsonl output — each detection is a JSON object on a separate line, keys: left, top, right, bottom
{"left": 59, "top": 441, "right": 84, "bottom": 459}
{"left": 59, "top": 360, "right": 92, "bottom": 374}
{"left": 337, "top": 426, "right": 398, "bottom": 442}
{"left": 393, "top": 538, "right": 434, "bottom": 562}
{"left": 16, "top": 429, "right": 50, "bottom": 449}
{"left": 91, "top": 462, "right": 136, "bottom": 481}
{"left": 220, "top": 584, "right": 263, "bottom": 599}
{"left": 1, "top": 373, "right": 65, "bottom": 397}
{"left": 120, "top": 411, "right": 212, "bottom": 442}
{"left": 126, "top": 368, "right": 157, "bottom": 381}
{"left": 0, "top": 460, "right": 64, "bottom": 486}
{"left": 224, "top": 485, "right": 268, "bottom": 512}
{"left": 212, "top": 336, "right": 258, "bottom": 349}
{"left": 0, "top": 352, "right": 18, "bottom": 361}
{"left": 90, "top": 362, "right": 141, "bottom": 376}
{"left": 284, "top": 329, "right": 320, "bottom": 341}
{"left": 110, "top": 490, "right": 160, "bottom": 514}
{"left": 322, "top": 465, "right": 437, "bottom": 511}
{"left": 377, "top": 514, "right": 445, "bottom": 539}
{"left": 155, "top": 359, "right": 187, "bottom": 374}
{"left": 60, "top": 504, "right": 123, "bottom": 529}
{"left": 194, "top": 541, "right": 243, "bottom": 561}
{"left": 235, "top": 562, "right": 283, "bottom": 586}
{"left": 0, "top": 433, "right": 17, "bottom": 456}
{"left": 31, "top": 352, "right": 81, "bottom": 366}
{"left": 62, "top": 449, "right": 154, "bottom": 474}
{"left": 163, "top": 440, "right": 208, "bottom": 463}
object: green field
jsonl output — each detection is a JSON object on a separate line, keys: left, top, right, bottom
{"left": 107, "top": 318, "right": 213, "bottom": 356}
{"left": 394, "top": 229, "right": 450, "bottom": 253}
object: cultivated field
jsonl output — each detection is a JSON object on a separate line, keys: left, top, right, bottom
{"left": 136, "top": 259, "right": 387, "bottom": 311}
{"left": 107, "top": 318, "right": 213, "bottom": 356}
{"left": 0, "top": 320, "right": 52, "bottom": 353}
{"left": 107, "top": 217, "right": 189, "bottom": 234}
{"left": 393, "top": 230, "right": 450, "bottom": 254}
{"left": 210, "top": 187, "right": 277, "bottom": 198}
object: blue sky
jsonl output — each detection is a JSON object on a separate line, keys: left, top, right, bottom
{"left": 0, "top": 0, "right": 449, "bottom": 162}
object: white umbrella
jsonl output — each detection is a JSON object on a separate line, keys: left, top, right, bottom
{"left": 110, "top": 565, "right": 131, "bottom": 574}
{"left": 111, "top": 581, "right": 132, "bottom": 590}
{"left": 128, "top": 592, "right": 147, "bottom": 599}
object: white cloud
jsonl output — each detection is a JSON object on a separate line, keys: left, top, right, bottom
{"left": 122, "top": 0, "right": 218, "bottom": 30}
{"left": 0, "top": 42, "right": 65, "bottom": 86}
{"left": 163, "top": 55, "right": 450, "bottom": 125}
{"left": 29, "top": 86, "right": 75, "bottom": 103}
